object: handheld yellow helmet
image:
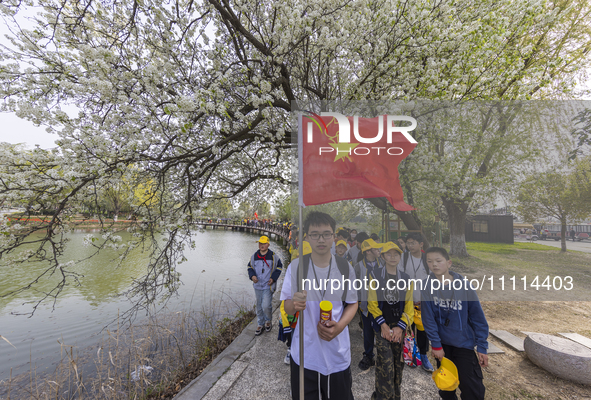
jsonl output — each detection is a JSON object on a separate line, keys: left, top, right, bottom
{"left": 432, "top": 357, "right": 460, "bottom": 391}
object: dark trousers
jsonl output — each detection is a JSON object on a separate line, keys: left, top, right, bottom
{"left": 436, "top": 344, "right": 485, "bottom": 400}
{"left": 372, "top": 331, "right": 404, "bottom": 400}
{"left": 290, "top": 358, "right": 354, "bottom": 400}
{"left": 414, "top": 325, "right": 428, "bottom": 355}
{"left": 361, "top": 312, "right": 375, "bottom": 358}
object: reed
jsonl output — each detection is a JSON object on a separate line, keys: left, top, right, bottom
{"left": 0, "top": 292, "right": 255, "bottom": 400}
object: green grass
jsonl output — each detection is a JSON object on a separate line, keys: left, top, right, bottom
{"left": 466, "top": 241, "right": 560, "bottom": 254}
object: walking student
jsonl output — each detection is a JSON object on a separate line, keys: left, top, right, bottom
{"left": 398, "top": 232, "right": 434, "bottom": 372}
{"left": 280, "top": 211, "right": 358, "bottom": 400}
{"left": 331, "top": 228, "right": 350, "bottom": 255}
{"left": 279, "top": 300, "right": 297, "bottom": 364}
{"left": 349, "top": 229, "right": 358, "bottom": 248}
{"left": 356, "top": 238, "right": 385, "bottom": 370}
{"left": 248, "top": 235, "right": 283, "bottom": 336}
{"left": 397, "top": 236, "right": 408, "bottom": 253}
{"left": 368, "top": 242, "right": 414, "bottom": 400}
{"left": 346, "top": 231, "right": 368, "bottom": 266}
{"left": 335, "top": 239, "right": 349, "bottom": 258}
{"left": 421, "top": 247, "right": 489, "bottom": 400}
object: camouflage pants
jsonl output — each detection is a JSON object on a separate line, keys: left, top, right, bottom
{"left": 372, "top": 331, "right": 404, "bottom": 400}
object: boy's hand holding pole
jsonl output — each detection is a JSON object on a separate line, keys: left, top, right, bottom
{"left": 293, "top": 290, "right": 307, "bottom": 311}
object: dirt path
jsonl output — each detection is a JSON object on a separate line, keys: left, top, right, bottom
{"left": 482, "top": 301, "right": 591, "bottom": 399}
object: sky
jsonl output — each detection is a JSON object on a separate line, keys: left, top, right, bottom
{"left": 1, "top": 6, "right": 58, "bottom": 149}
{"left": 1, "top": 7, "right": 590, "bottom": 151}
{"left": 0, "top": 113, "right": 57, "bottom": 149}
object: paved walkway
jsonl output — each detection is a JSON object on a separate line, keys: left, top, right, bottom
{"left": 201, "top": 311, "right": 438, "bottom": 400}
{"left": 175, "top": 275, "right": 440, "bottom": 400}
{"left": 515, "top": 238, "right": 591, "bottom": 253}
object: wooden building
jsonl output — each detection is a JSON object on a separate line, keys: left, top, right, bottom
{"left": 465, "top": 214, "right": 514, "bottom": 244}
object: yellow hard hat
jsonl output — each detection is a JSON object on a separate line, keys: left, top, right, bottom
{"left": 257, "top": 236, "right": 270, "bottom": 244}
{"left": 361, "top": 239, "right": 382, "bottom": 253}
{"left": 432, "top": 357, "right": 459, "bottom": 391}
{"left": 381, "top": 241, "right": 402, "bottom": 254}
{"left": 302, "top": 241, "right": 312, "bottom": 255}
{"left": 336, "top": 240, "right": 348, "bottom": 248}
{"left": 291, "top": 241, "right": 312, "bottom": 259}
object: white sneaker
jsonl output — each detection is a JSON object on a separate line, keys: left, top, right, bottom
{"left": 284, "top": 349, "right": 291, "bottom": 365}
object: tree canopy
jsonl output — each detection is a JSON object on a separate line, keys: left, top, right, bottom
{"left": 1, "top": 0, "right": 590, "bottom": 313}
{"left": 514, "top": 157, "right": 591, "bottom": 252}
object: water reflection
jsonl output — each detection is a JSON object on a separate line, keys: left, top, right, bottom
{"left": 0, "top": 228, "right": 289, "bottom": 381}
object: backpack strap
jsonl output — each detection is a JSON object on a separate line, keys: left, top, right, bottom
{"left": 334, "top": 256, "right": 350, "bottom": 302}
{"left": 302, "top": 253, "right": 311, "bottom": 281}
{"left": 421, "top": 253, "right": 429, "bottom": 275}
{"left": 402, "top": 251, "right": 410, "bottom": 273}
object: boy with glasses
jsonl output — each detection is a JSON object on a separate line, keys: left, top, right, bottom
{"left": 281, "top": 212, "right": 357, "bottom": 400}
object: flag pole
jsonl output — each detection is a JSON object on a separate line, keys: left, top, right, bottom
{"left": 297, "top": 205, "right": 304, "bottom": 400}
{"left": 297, "top": 112, "right": 305, "bottom": 400}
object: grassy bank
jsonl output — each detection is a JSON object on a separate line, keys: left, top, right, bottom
{"left": 145, "top": 308, "right": 255, "bottom": 399}
{"left": 466, "top": 241, "right": 565, "bottom": 254}
{"left": 451, "top": 242, "right": 591, "bottom": 399}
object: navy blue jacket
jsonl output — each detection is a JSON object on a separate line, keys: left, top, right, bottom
{"left": 420, "top": 271, "right": 489, "bottom": 354}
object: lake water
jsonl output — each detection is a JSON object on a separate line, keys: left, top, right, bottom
{"left": 0, "top": 228, "right": 289, "bottom": 382}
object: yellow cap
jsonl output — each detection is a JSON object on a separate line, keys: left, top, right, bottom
{"left": 257, "top": 236, "right": 270, "bottom": 244}
{"left": 432, "top": 357, "right": 460, "bottom": 391}
{"left": 336, "top": 240, "right": 348, "bottom": 248}
{"left": 381, "top": 241, "right": 402, "bottom": 254}
{"left": 361, "top": 238, "right": 382, "bottom": 253}
{"left": 291, "top": 241, "right": 312, "bottom": 259}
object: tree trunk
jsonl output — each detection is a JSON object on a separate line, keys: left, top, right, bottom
{"left": 560, "top": 219, "right": 567, "bottom": 253}
{"left": 392, "top": 210, "right": 431, "bottom": 249}
{"left": 442, "top": 198, "right": 469, "bottom": 257}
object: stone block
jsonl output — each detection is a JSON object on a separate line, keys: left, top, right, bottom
{"left": 489, "top": 329, "right": 524, "bottom": 352}
{"left": 558, "top": 332, "right": 591, "bottom": 350}
{"left": 524, "top": 333, "right": 591, "bottom": 385}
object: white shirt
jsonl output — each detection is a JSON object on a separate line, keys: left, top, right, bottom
{"left": 280, "top": 257, "right": 357, "bottom": 375}
{"left": 398, "top": 253, "right": 429, "bottom": 301}
{"left": 346, "top": 245, "right": 361, "bottom": 264}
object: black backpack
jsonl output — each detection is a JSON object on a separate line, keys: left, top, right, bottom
{"left": 301, "top": 254, "right": 350, "bottom": 302}
{"left": 402, "top": 251, "right": 429, "bottom": 276}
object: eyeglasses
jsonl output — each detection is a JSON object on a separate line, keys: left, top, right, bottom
{"left": 307, "top": 232, "right": 334, "bottom": 240}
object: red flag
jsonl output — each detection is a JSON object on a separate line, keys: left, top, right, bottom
{"left": 254, "top": 212, "right": 259, "bottom": 219}
{"left": 299, "top": 113, "right": 417, "bottom": 211}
